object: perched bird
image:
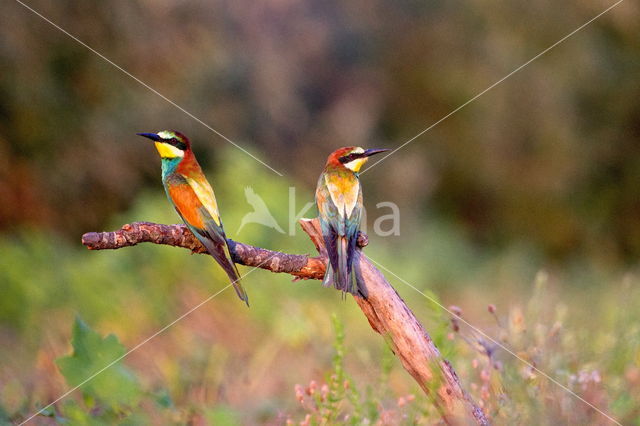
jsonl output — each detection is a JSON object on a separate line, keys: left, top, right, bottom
{"left": 138, "top": 130, "right": 249, "bottom": 306}
{"left": 315, "top": 147, "right": 389, "bottom": 297}
{"left": 237, "top": 186, "right": 285, "bottom": 235}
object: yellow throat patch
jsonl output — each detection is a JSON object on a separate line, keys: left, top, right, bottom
{"left": 344, "top": 156, "right": 368, "bottom": 172}
{"left": 155, "top": 142, "right": 184, "bottom": 159}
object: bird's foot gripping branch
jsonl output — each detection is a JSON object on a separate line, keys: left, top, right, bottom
{"left": 82, "top": 219, "right": 489, "bottom": 425}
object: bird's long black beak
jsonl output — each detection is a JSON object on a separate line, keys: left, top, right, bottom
{"left": 363, "top": 148, "right": 391, "bottom": 157}
{"left": 137, "top": 132, "right": 162, "bottom": 142}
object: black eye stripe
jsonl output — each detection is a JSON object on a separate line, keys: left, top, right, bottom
{"left": 166, "top": 138, "right": 187, "bottom": 150}
{"left": 339, "top": 153, "right": 364, "bottom": 163}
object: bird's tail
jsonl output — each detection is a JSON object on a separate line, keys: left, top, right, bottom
{"left": 323, "top": 236, "right": 354, "bottom": 294}
{"left": 323, "top": 238, "right": 367, "bottom": 298}
{"left": 337, "top": 236, "right": 352, "bottom": 293}
{"left": 224, "top": 261, "right": 250, "bottom": 307}
{"left": 204, "top": 240, "right": 250, "bottom": 307}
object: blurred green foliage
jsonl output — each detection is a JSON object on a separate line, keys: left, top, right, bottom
{"left": 1, "top": 0, "right": 639, "bottom": 264}
{"left": 1, "top": 0, "right": 639, "bottom": 424}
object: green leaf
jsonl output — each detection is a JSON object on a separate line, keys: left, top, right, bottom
{"left": 56, "top": 317, "right": 142, "bottom": 411}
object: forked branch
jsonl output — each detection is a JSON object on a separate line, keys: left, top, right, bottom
{"left": 82, "top": 220, "right": 488, "bottom": 425}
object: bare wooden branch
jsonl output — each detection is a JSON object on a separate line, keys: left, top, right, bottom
{"left": 82, "top": 221, "right": 338, "bottom": 280}
{"left": 82, "top": 220, "right": 488, "bottom": 425}
{"left": 299, "top": 219, "right": 489, "bottom": 425}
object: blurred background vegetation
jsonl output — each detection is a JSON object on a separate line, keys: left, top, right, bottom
{"left": 1, "top": 0, "right": 639, "bottom": 424}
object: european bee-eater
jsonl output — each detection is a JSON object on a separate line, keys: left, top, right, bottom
{"left": 315, "top": 147, "right": 389, "bottom": 297}
{"left": 138, "top": 130, "right": 249, "bottom": 306}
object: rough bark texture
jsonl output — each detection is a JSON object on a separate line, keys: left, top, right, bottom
{"left": 82, "top": 221, "right": 328, "bottom": 279}
{"left": 82, "top": 220, "right": 489, "bottom": 425}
